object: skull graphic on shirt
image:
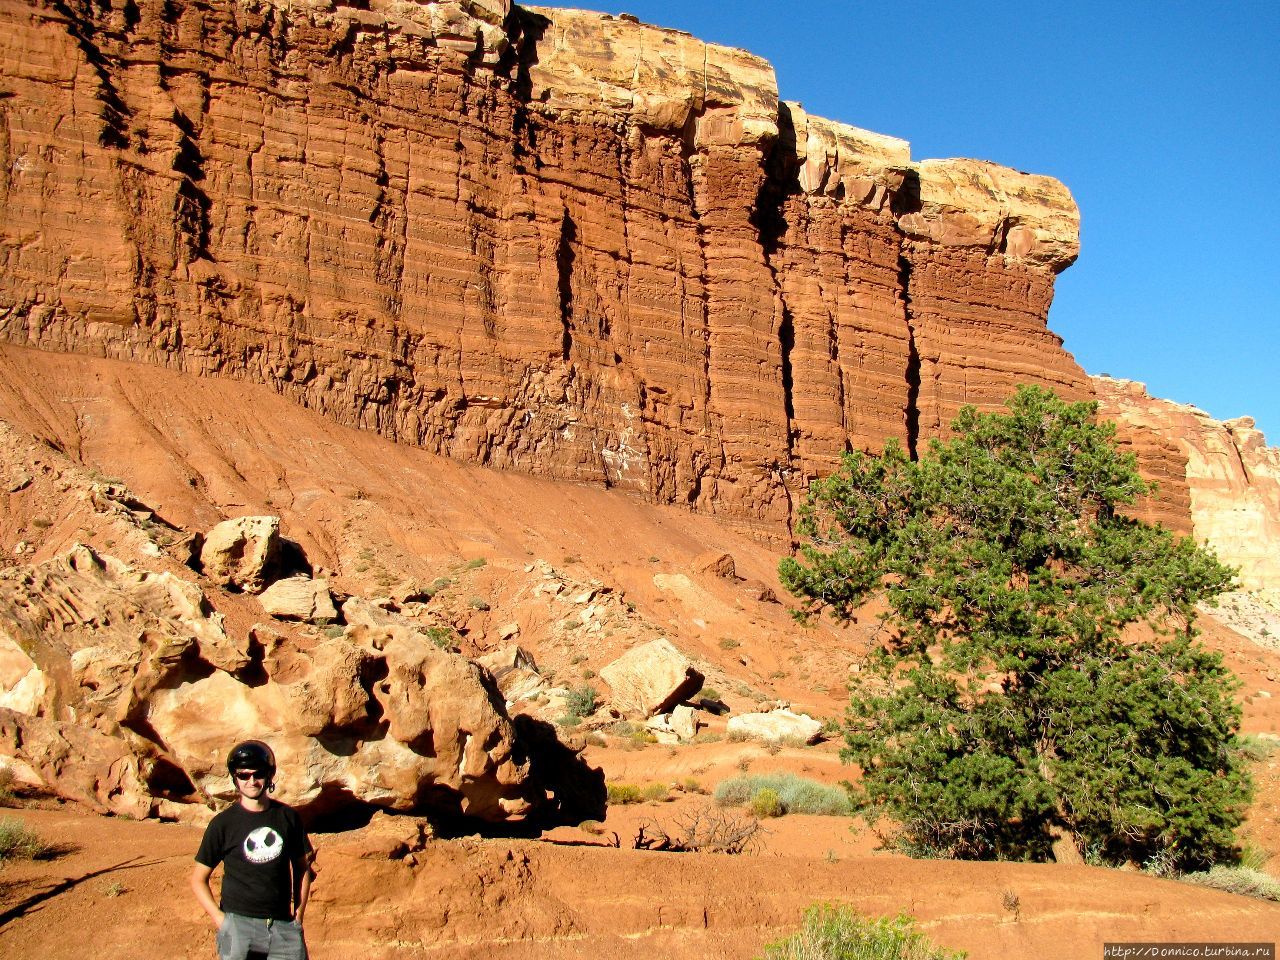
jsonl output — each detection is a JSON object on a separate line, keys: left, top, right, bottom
{"left": 243, "top": 826, "right": 283, "bottom": 864}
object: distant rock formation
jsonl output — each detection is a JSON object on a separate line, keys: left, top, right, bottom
{"left": 0, "top": 0, "right": 1088, "bottom": 535}
{"left": 1096, "top": 376, "right": 1280, "bottom": 590}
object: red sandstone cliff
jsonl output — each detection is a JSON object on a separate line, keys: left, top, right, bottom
{"left": 0, "top": 0, "right": 1089, "bottom": 533}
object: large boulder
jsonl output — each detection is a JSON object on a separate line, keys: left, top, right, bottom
{"left": 474, "top": 646, "right": 546, "bottom": 703}
{"left": 199, "top": 516, "right": 281, "bottom": 593}
{"left": 599, "top": 638, "right": 703, "bottom": 718}
{"left": 727, "top": 709, "right": 823, "bottom": 745}
{"left": 259, "top": 576, "right": 338, "bottom": 622}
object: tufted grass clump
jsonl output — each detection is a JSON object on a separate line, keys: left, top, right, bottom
{"left": 715, "top": 774, "right": 853, "bottom": 817}
{"left": 1182, "top": 866, "right": 1280, "bottom": 902}
{"left": 607, "top": 782, "right": 670, "bottom": 805}
{"left": 0, "top": 818, "right": 52, "bottom": 863}
{"left": 759, "top": 905, "right": 966, "bottom": 960}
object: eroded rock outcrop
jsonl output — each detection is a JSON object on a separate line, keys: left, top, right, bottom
{"left": 1095, "top": 377, "right": 1280, "bottom": 590}
{"left": 0, "top": 543, "right": 537, "bottom": 820}
{"left": 0, "top": 0, "right": 1088, "bottom": 536}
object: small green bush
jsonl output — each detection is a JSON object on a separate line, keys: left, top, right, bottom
{"left": 701, "top": 687, "right": 723, "bottom": 703}
{"left": 642, "top": 783, "right": 671, "bottom": 803}
{"left": 1236, "top": 734, "right": 1279, "bottom": 763}
{"left": 467, "top": 596, "right": 491, "bottom": 611}
{"left": 759, "top": 905, "right": 966, "bottom": 960}
{"left": 464, "top": 557, "right": 487, "bottom": 570}
{"left": 425, "top": 626, "right": 453, "bottom": 649}
{"left": 0, "top": 818, "right": 50, "bottom": 863}
{"left": 607, "top": 783, "right": 644, "bottom": 805}
{"left": 719, "top": 638, "right": 741, "bottom": 650}
{"left": 750, "top": 788, "right": 784, "bottom": 818}
{"left": 715, "top": 774, "right": 853, "bottom": 817}
{"left": 1182, "top": 866, "right": 1280, "bottom": 902}
{"left": 563, "top": 685, "right": 598, "bottom": 720}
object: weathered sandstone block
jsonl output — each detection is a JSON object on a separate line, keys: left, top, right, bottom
{"left": 0, "top": 545, "right": 537, "bottom": 820}
{"left": 199, "top": 516, "right": 281, "bottom": 593}
{"left": 600, "top": 637, "right": 704, "bottom": 718}
{"left": 727, "top": 709, "right": 822, "bottom": 745}
{"left": 259, "top": 575, "right": 339, "bottom": 622}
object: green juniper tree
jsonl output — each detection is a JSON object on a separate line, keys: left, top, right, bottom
{"left": 780, "top": 386, "right": 1250, "bottom": 868}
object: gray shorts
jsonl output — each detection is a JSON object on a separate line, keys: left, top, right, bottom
{"left": 216, "top": 912, "right": 308, "bottom": 960}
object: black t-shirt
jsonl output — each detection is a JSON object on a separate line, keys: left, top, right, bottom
{"left": 194, "top": 800, "right": 311, "bottom": 920}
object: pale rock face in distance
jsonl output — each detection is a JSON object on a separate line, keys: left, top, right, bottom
{"left": 1094, "top": 376, "right": 1280, "bottom": 591}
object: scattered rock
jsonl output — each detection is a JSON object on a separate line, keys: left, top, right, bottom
{"left": 342, "top": 595, "right": 402, "bottom": 629}
{"left": 726, "top": 709, "right": 822, "bottom": 745}
{"left": 693, "top": 551, "right": 737, "bottom": 579}
{"left": 259, "top": 576, "right": 338, "bottom": 622}
{"left": 198, "top": 515, "right": 281, "bottom": 593}
{"left": 497, "top": 622, "right": 521, "bottom": 641}
{"left": 475, "top": 645, "right": 546, "bottom": 702}
{"left": 599, "top": 638, "right": 704, "bottom": 718}
{"left": 742, "top": 579, "right": 778, "bottom": 603}
{"left": 670, "top": 704, "right": 699, "bottom": 740}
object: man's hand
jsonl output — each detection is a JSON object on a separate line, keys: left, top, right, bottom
{"left": 190, "top": 862, "right": 225, "bottom": 931}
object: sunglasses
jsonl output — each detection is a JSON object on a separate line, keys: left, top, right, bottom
{"left": 233, "top": 770, "right": 268, "bottom": 782}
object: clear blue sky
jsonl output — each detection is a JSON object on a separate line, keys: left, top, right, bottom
{"left": 570, "top": 2, "right": 1280, "bottom": 440}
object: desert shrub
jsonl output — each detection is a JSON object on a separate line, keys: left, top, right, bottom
{"left": 464, "top": 557, "right": 487, "bottom": 570}
{"left": 578, "top": 819, "right": 604, "bottom": 835}
{"left": 1235, "top": 734, "right": 1279, "bottom": 763}
{"left": 727, "top": 729, "right": 752, "bottom": 743}
{"left": 715, "top": 774, "right": 853, "bottom": 817}
{"left": 701, "top": 686, "right": 723, "bottom": 703}
{"left": 562, "top": 685, "right": 598, "bottom": 721}
{"left": 0, "top": 818, "right": 50, "bottom": 863}
{"left": 750, "top": 788, "right": 784, "bottom": 818}
{"left": 682, "top": 777, "right": 705, "bottom": 794}
{"left": 607, "top": 783, "right": 644, "bottom": 805}
{"left": 1182, "top": 866, "right": 1280, "bottom": 902}
{"left": 635, "top": 804, "right": 764, "bottom": 855}
{"left": 1239, "top": 843, "right": 1273, "bottom": 871}
{"left": 642, "top": 783, "right": 671, "bottom": 803}
{"left": 719, "top": 638, "right": 741, "bottom": 650}
{"left": 425, "top": 626, "right": 453, "bottom": 649}
{"left": 759, "top": 905, "right": 966, "bottom": 960}
{"left": 781, "top": 386, "right": 1247, "bottom": 869}
{"left": 467, "top": 596, "right": 490, "bottom": 611}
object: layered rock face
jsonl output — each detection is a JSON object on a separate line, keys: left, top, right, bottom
{"left": 1096, "top": 377, "right": 1280, "bottom": 590}
{"left": 0, "top": 0, "right": 1088, "bottom": 533}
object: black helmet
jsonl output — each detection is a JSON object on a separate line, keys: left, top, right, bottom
{"left": 226, "top": 740, "right": 276, "bottom": 775}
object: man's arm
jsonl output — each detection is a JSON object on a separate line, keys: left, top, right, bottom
{"left": 293, "top": 857, "right": 313, "bottom": 924}
{"left": 190, "top": 862, "right": 225, "bottom": 930}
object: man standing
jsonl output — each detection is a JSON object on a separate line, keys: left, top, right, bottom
{"left": 191, "top": 740, "right": 314, "bottom": 960}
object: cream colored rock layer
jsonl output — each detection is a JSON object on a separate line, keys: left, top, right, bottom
{"left": 1095, "top": 376, "right": 1280, "bottom": 590}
